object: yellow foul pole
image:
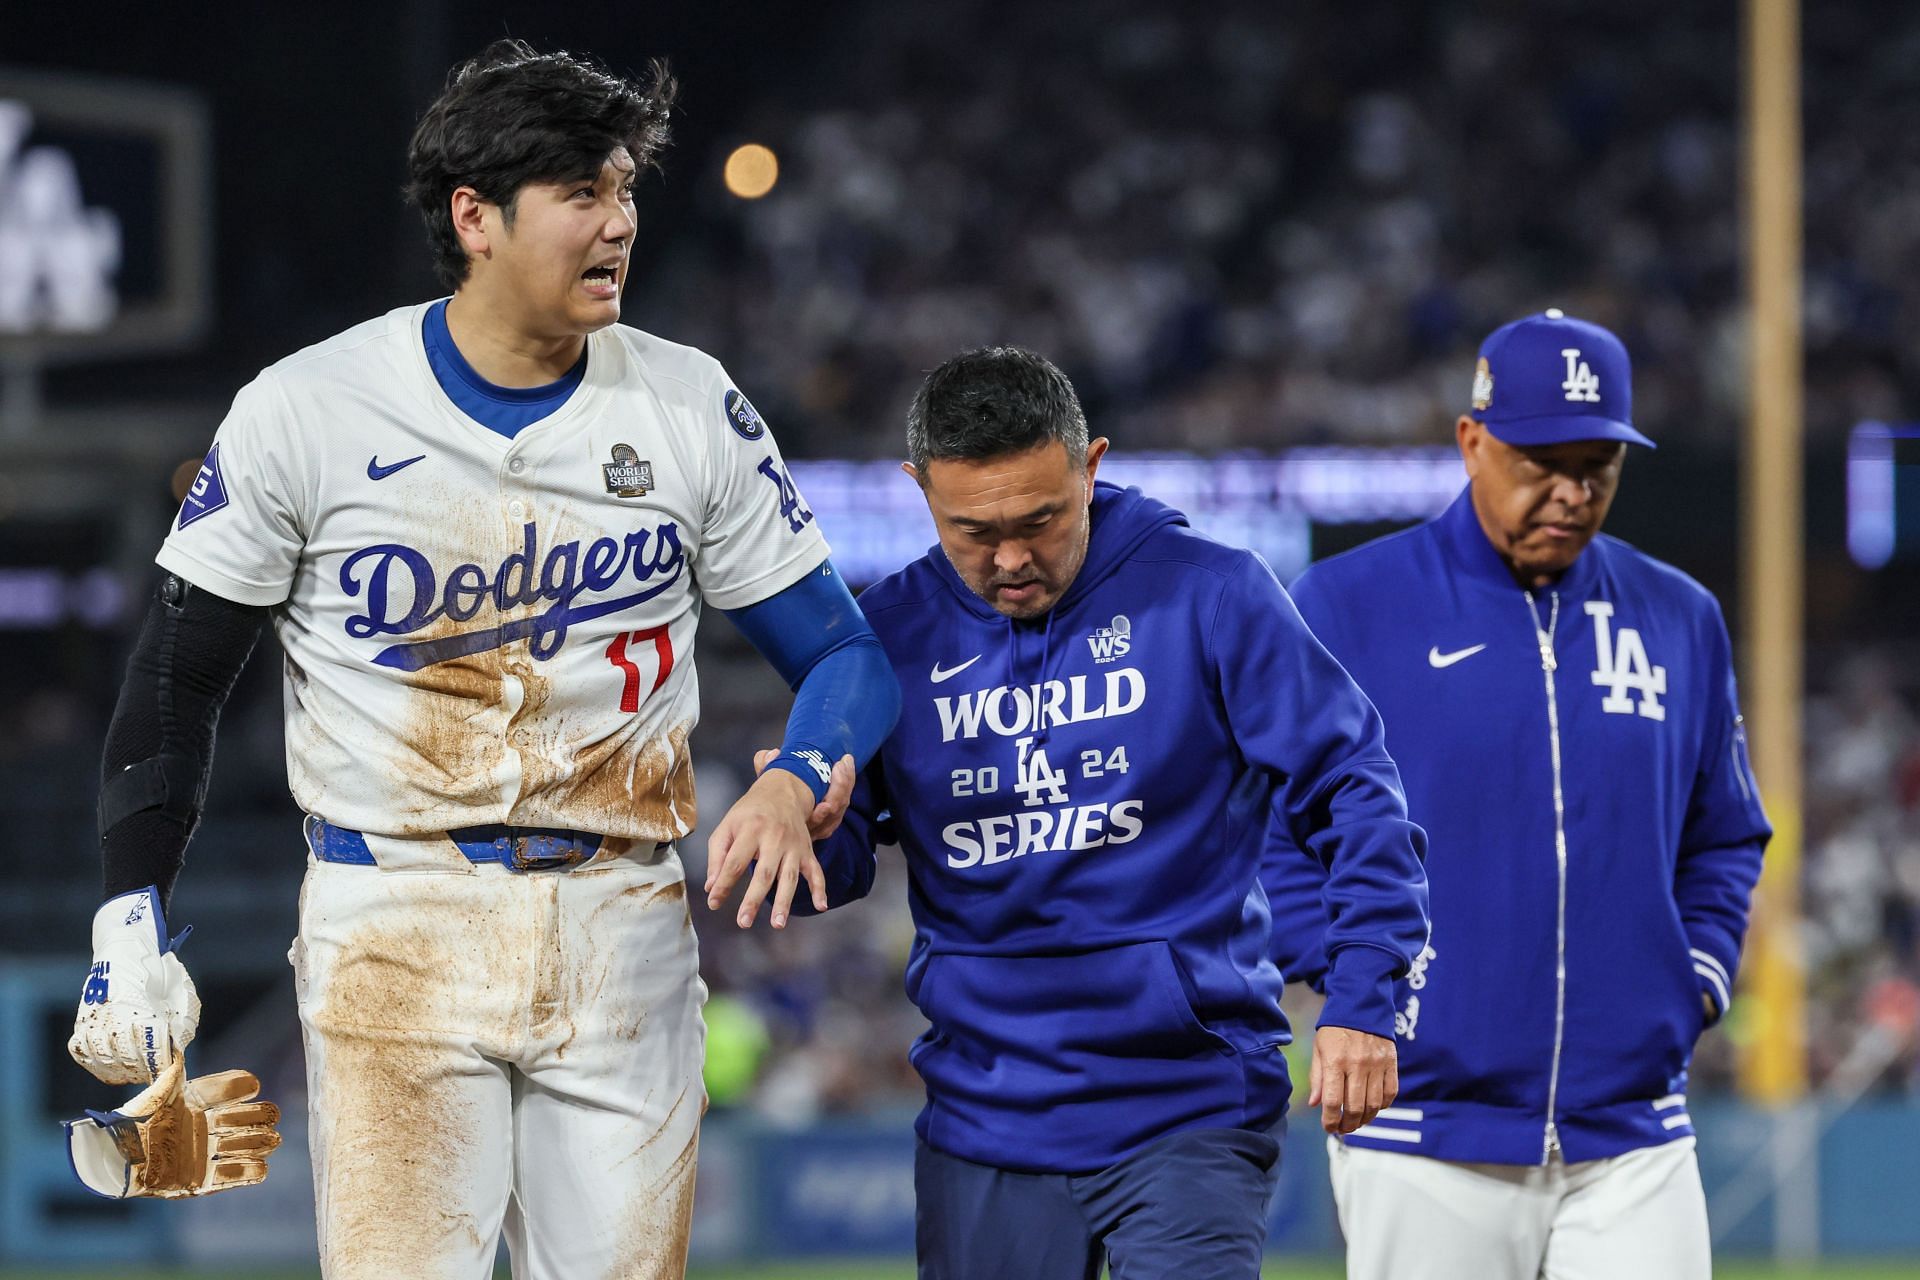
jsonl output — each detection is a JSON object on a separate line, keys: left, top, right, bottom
{"left": 1738, "top": 0, "right": 1808, "bottom": 1103}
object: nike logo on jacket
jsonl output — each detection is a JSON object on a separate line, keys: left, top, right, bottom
{"left": 1427, "top": 643, "right": 1486, "bottom": 668}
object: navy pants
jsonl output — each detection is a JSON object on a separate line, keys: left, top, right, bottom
{"left": 914, "top": 1125, "right": 1284, "bottom": 1280}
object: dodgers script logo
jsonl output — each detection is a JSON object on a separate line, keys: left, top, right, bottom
{"left": 340, "top": 521, "right": 686, "bottom": 670}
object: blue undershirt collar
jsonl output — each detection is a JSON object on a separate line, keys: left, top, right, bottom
{"left": 422, "top": 298, "right": 587, "bottom": 439}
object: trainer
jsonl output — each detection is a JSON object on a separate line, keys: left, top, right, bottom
{"left": 716, "top": 346, "right": 1431, "bottom": 1279}
{"left": 1268, "top": 310, "right": 1771, "bottom": 1279}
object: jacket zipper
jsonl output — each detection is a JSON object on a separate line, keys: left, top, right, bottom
{"left": 1525, "top": 590, "right": 1567, "bottom": 1162}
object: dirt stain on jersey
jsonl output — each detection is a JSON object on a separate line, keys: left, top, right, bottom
{"left": 516, "top": 718, "right": 696, "bottom": 840}
{"left": 391, "top": 612, "right": 696, "bottom": 843}
{"left": 390, "top": 622, "right": 510, "bottom": 826}
{"left": 373, "top": 497, "right": 519, "bottom": 827}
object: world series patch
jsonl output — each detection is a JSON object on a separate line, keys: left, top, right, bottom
{"left": 723, "top": 388, "right": 766, "bottom": 440}
{"left": 603, "top": 443, "right": 654, "bottom": 497}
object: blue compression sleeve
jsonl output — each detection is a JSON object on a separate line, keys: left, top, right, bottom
{"left": 721, "top": 561, "right": 901, "bottom": 803}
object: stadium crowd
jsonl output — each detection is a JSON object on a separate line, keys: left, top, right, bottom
{"left": 648, "top": 0, "right": 1920, "bottom": 459}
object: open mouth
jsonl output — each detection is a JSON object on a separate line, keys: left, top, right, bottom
{"left": 581, "top": 265, "right": 619, "bottom": 288}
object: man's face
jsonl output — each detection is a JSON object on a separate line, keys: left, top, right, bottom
{"left": 908, "top": 438, "right": 1109, "bottom": 619}
{"left": 472, "top": 148, "right": 637, "bottom": 336}
{"left": 1458, "top": 416, "right": 1627, "bottom": 587}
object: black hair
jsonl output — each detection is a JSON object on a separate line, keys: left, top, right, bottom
{"left": 404, "top": 39, "right": 677, "bottom": 290}
{"left": 906, "top": 346, "right": 1090, "bottom": 480}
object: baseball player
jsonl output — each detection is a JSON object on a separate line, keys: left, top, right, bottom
{"left": 64, "top": 40, "right": 898, "bottom": 1279}
{"left": 715, "top": 347, "right": 1432, "bottom": 1279}
{"left": 1267, "top": 311, "right": 1771, "bottom": 1279}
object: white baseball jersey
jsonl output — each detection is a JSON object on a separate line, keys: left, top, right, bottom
{"left": 157, "top": 301, "right": 829, "bottom": 840}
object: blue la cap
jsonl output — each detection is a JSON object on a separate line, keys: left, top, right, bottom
{"left": 1468, "top": 309, "right": 1655, "bottom": 449}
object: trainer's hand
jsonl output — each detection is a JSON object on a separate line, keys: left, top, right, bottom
{"left": 68, "top": 889, "right": 201, "bottom": 1085}
{"left": 752, "top": 749, "right": 856, "bottom": 840}
{"left": 704, "top": 756, "right": 851, "bottom": 929}
{"left": 1308, "top": 1025, "right": 1397, "bottom": 1136}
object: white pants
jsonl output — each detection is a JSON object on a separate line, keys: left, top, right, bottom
{"left": 1329, "top": 1135, "right": 1711, "bottom": 1280}
{"left": 292, "top": 846, "right": 707, "bottom": 1280}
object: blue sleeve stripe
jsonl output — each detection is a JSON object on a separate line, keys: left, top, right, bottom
{"left": 722, "top": 562, "right": 863, "bottom": 689}
{"left": 723, "top": 564, "right": 902, "bottom": 803}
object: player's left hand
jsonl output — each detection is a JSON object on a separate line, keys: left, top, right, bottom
{"left": 68, "top": 889, "right": 202, "bottom": 1085}
{"left": 705, "top": 756, "right": 854, "bottom": 929}
{"left": 1308, "top": 1025, "right": 1398, "bottom": 1136}
{"left": 751, "top": 749, "right": 857, "bottom": 840}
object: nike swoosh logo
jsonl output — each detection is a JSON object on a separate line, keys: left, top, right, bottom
{"left": 1428, "top": 643, "right": 1487, "bottom": 669}
{"left": 930, "top": 655, "right": 983, "bottom": 684}
{"left": 367, "top": 454, "right": 427, "bottom": 481}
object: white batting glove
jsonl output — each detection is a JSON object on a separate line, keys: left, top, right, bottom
{"left": 68, "top": 888, "right": 201, "bottom": 1085}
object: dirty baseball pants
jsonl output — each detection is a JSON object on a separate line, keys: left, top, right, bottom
{"left": 914, "top": 1124, "right": 1284, "bottom": 1280}
{"left": 291, "top": 841, "right": 706, "bottom": 1280}
{"left": 1330, "top": 1134, "right": 1711, "bottom": 1280}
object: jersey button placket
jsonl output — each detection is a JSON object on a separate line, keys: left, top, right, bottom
{"left": 504, "top": 455, "right": 528, "bottom": 521}
{"left": 502, "top": 454, "right": 529, "bottom": 540}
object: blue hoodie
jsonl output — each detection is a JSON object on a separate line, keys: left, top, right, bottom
{"left": 810, "top": 482, "right": 1430, "bottom": 1174}
{"left": 1267, "top": 489, "right": 1771, "bottom": 1165}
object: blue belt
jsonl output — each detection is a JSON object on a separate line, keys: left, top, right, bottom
{"left": 304, "top": 816, "right": 618, "bottom": 871}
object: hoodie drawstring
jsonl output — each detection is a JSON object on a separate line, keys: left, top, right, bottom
{"left": 1035, "top": 608, "right": 1057, "bottom": 746}
{"left": 1002, "top": 608, "right": 1061, "bottom": 747}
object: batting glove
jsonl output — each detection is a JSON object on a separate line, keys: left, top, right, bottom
{"left": 65, "top": 1055, "right": 281, "bottom": 1198}
{"left": 68, "top": 887, "right": 201, "bottom": 1085}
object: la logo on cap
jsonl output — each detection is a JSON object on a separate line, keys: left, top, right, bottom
{"left": 1561, "top": 349, "right": 1601, "bottom": 403}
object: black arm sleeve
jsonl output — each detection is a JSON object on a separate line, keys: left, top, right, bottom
{"left": 99, "top": 574, "right": 266, "bottom": 910}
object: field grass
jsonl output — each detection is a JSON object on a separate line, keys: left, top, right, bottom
{"left": 3, "top": 1262, "right": 1918, "bottom": 1279}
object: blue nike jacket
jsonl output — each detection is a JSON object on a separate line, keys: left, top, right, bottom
{"left": 809, "top": 482, "right": 1430, "bottom": 1174}
{"left": 1267, "top": 489, "right": 1771, "bottom": 1165}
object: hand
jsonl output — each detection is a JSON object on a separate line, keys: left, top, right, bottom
{"left": 752, "top": 749, "right": 856, "bottom": 840}
{"left": 1308, "top": 1025, "right": 1398, "bottom": 1136}
{"left": 704, "top": 756, "right": 851, "bottom": 929}
{"left": 68, "top": 889, "right": 201, "bottom": 1085}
